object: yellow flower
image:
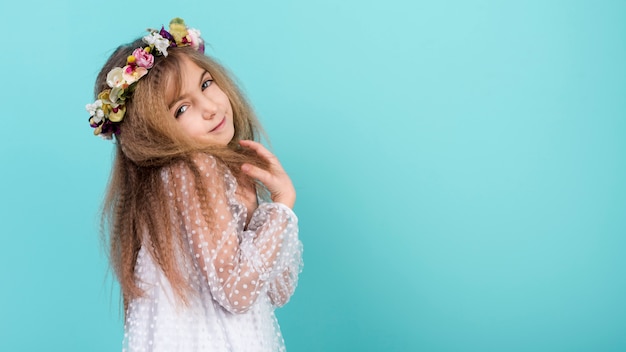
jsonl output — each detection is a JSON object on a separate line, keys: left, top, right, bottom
{"left": 169, "top": 17, "right": 189, "bottom": 44}
{"left": 108, "top": 105, "right": 126, "bottom": 122}
{"left": 97, "top": 89, "right": 111, "bottom": 102}
{"left": 101, "top": 103, "right": 110, "bottom": 116}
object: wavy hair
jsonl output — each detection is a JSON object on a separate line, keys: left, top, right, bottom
{"left": 96, "top": 39, "right": 269, "bottom": 308}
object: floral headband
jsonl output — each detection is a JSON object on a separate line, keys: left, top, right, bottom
{"left": 86, "top": 18, "right": 205, "bottom": 139}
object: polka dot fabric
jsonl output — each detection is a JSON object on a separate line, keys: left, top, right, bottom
{"left": 123, "top": 154, "right": 303, "bottom": 352}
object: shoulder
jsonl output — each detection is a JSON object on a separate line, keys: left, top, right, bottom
{"left": 161, "top": 153, "right": 219, "bottom": 178}
{"left": 161, "top": 153, "right": 233, "bottom": 189}
{"left": 160, "top": 153, "right": 239, "bottom": 209}
{"left": 188, "top": 153, "right": 221, "bottom": 178}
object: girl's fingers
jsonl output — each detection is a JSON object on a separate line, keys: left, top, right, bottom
{"left": 241, "top": 163, "right": 273, "bottom": 186}
{"left": 240, "top": 140, "right": 296, "bottom": 207}
{"left": 239, "top": 140, "right": 284, "bottom": 181}
{"left": 239, "top": 140, "right": 279, "bottom": 165}
{"left": 242, "top": 161, "right": 295, "bottom": 207}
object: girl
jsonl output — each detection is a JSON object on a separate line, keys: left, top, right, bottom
{"left": 86, "top": 18, "right": 303, "bottom": 352}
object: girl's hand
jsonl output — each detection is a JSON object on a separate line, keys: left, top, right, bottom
{"left": 239, "top": 140, "right": 296, "bottom": 209}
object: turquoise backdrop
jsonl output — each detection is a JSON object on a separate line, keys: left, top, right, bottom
{"left": 1, "top": 0, "right": 625, "bottom": 351}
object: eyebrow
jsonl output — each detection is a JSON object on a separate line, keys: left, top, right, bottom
{"left": 167, "top": 70, "right": 211, "bottom": 110}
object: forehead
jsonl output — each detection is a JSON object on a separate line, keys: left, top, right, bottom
{"left": 163, "top": 56, "right": 207, "bottom": 102}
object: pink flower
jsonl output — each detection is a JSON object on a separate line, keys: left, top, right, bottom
{"left": 187, "top": 28, "right": 204, "bottom": 52}
{"left": 123, "top": 65, "right": 148, "bottom": 85}
{"left": 132, "top": 48, "right": 154, "bottom": 69}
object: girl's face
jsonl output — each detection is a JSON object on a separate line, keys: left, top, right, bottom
{"left": 167, "top": 56, "right": 235, "bottom": 146}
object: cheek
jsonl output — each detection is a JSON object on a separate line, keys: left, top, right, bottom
{"left": 217, "top": 90, "right": 233, "bottom": 111}
{"left": 178, "top": 118, "right": 200, "bottom": 136}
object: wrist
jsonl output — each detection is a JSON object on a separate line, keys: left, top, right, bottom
{"left": 274, "top": 190, "right": 296, "bottom": 209}
{"left": 275, "top": 197, "right": 295, "bottom": 209}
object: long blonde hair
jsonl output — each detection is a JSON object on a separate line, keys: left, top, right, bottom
{"left": 97, "top": 39, "right": 268, "bottom": 307}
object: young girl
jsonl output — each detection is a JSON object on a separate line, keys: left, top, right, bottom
{"left": 86, "top": 18, "right": 303, "bottom": 352}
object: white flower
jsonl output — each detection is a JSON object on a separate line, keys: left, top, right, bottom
{"left": 86, "top": 104, "right": 95, "bottom": 115}
{"left": 110, "top": 86, "right": 123, "bottom": 104}
{"left": 86, "top": 100, "right": 103, "bottom": 116}
{"left": 92, "top": 110, "right": 103, "bottom": 124}
{"left": 143, "top": 32, "right": 170, "bottom": 57}
{"left": 106, "top": 67, "right": 125, "bottom": 88}
{"left": 154, "top": 37, "right": 170, "bottom": 56}
{"left": 142, "top": 32, "right": 156, "bottom": 45}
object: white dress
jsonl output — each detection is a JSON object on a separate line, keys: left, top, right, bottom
{"left": 123, "top": 154, "right": 303, "bottom": 352}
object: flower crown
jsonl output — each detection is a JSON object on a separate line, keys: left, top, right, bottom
{"left": 86, "top": 18, "right": 205, "bottom": 139}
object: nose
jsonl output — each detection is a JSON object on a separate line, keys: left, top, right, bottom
{"left": 199, "top": 95, "right": 218, "bottom": 120}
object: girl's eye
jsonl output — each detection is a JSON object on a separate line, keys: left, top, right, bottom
{"left": 174, "top": 105, "right": 188, "bottom": 118}
{"left": 202, "top": 79, "right": 213, "bottom": 90}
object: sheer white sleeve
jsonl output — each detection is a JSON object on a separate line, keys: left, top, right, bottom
{"left": 163, "top": 154, "right": 303, "bottom": 314}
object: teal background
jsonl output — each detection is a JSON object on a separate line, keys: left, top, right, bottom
{"left": 1, "top": 0, "right": 625, "bottom": 351}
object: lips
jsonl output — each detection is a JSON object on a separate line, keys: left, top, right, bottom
{"left": 210, "top": 117, "right": 225, "bottom": 132}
